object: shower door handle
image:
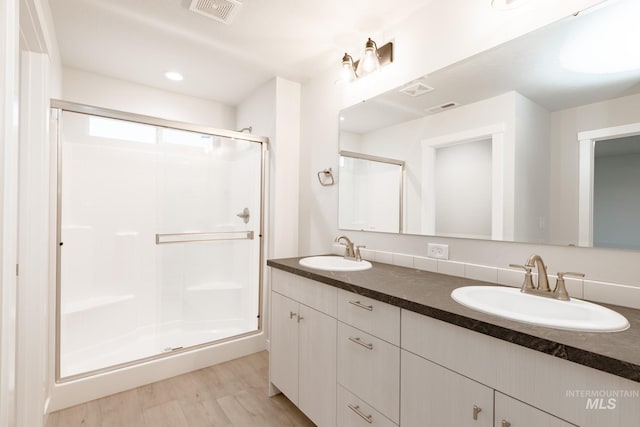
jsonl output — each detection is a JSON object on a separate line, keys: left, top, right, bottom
{"left": 236, "top": 208, "right": 250, "bottom": 224}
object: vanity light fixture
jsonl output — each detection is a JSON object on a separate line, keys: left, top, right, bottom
{"left": 341, "top": 37, "right": 393, "bottom": 82}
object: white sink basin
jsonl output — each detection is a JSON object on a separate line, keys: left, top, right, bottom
{"left": 299, "top": 256, "right": 372, "bottom": 272}
{"left": 451, "top": 286, "right": 629, "bottom": 332}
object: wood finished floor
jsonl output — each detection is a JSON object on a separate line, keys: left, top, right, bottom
{"left": 46, "top": 351, "right": 315, "bottom": 427}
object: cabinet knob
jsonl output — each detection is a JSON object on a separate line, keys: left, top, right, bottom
{"left": 501, "top": 420, "right": 511, "bottom": 427}
{"left": 289, "top": 311, "right": 296, "bottom": 319}
{"left": 297, "top": 315, "right": 304, "bottom": 323}
{"left": 472, "top": 405, "right": 482, "bottom": 420}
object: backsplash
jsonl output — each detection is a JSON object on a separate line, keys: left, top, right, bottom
{"left": 331, "top": 244, "right": 640, "bottom": 310}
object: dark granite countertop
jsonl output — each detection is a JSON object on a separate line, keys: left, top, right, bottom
{"left": 267, "top": 256, "right": 640, "bottom": 383}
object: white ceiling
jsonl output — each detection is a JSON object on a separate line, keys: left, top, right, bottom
{"left": 50, "top": 0, "right": 433, "bottom": 105}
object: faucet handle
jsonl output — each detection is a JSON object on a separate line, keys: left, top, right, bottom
{"left": 557, "top": 272, "right": 585, "bottom": 279}
{"left": 355, "top": 245, "right": 366, "bottom": 262}
{"left": 509, "top": 264, "right": 535, "bottom": 290}
{"left": 554, "top": 272, "right": 585, "bottom": 301}
{"left": 509, "top": 263, "right": 532, "bottom": 272}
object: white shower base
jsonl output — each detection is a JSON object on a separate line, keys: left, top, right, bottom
{"left": 60, "top": 282, "right": 258, "bottom": 379}
{"left": 49, "top": 328, "right": 265, "bottom": 412}
{"left": 61, "top": 318, "right": 256, "bottom": 378}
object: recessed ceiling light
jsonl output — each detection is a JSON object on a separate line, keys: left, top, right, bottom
{"left": 491, "top": 0, "right": 530, "bottom": 10}
{"left": 165, "top": 71, "right": 183, "bottom": 81}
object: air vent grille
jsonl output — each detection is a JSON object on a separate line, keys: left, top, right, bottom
{"left": 425, "top": 101, "right": 460, "bottom": 115}
{"left": 399, "top": 82, "right": 434, "bottom": 97}
{"left": 189, "top": 0, "right": 242, "bottom": 24}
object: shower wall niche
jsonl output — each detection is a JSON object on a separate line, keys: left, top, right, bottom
{"left": 55, "top": 106, "right": 265, "bottom": 379}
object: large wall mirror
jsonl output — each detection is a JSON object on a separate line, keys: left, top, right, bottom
{"left": 338, "top": 0, "right": 640, "bottom": 250}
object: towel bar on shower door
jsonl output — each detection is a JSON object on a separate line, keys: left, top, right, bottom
{"left": 155, "top": 230, "right": 254, "bottom": 244}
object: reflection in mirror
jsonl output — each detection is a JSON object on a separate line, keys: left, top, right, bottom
{"left": 594, "top": 136, "right": 640, "bottom": 250}
{"left": 338, "top": 151, "right": 404, "bottom": 233}
{"left": 578, "top": 123, "right": 640, "bottom": 249}
{"left": 338, "top": 0, "right": 640, "bottom": 249}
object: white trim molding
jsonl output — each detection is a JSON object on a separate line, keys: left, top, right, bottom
{"left": 578, "top": 122, "right": 640, "bottom": 247}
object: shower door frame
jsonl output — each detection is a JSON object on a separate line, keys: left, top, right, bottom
{"left": 51, "top": 99, "right": 268, "bottom": 382}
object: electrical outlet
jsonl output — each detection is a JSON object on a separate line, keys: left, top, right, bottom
{"left": 427, "top": 243, "right": 449, "bottom": 260}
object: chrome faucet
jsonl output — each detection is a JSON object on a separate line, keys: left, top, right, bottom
{"left": 510, "top": 254, "right": 584, "bottom": 301}
{"left": 334, "top": 235, "right": 363, "bottom": 261}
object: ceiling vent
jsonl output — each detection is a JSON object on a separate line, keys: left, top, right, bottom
{"left": 189, "top": 0, "right": 242, "bottom": 24}
{"left": 425, "top": 101, "right": 460, "bottom": 115}
{"left": 399, "top": 82, "right": 434, "bottom": 97}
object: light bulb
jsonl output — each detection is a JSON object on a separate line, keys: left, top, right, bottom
{"left": 341, "top": 53, "right": 357, "bottom": 82}
{"left": 355, "top": 38, "right": 381, "bottom": 76}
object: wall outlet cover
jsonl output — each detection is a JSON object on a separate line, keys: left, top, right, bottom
{"left": 427, "top": 243, "right": 449, "bottom": 260}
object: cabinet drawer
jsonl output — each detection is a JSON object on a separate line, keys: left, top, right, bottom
{"left": 337, "top": 322, "right": 400, "bottom": 424}
{"left": 337, "top": 289, "right": 400, "bottom": 345}
{"left": 495, "top": 392, "right": 577, "bottom": 427}
{"left": 271, "top": 269, "right": 337, "bottom": 317}
{"left": 338, "top": 385, "right": 397, "bottom": 427}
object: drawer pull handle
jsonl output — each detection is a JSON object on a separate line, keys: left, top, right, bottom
{"left": 348, "top": 404, "right": 373, "bottom": 424}
{"left": 289, "top": 311, "right": 296, "bottom": 319}
{"left": 349, "top": 300, "right": 373, "bottom": 311}
{"left": 349, "top": 336, "right": 373, "bottom": 350}
{"left": 473, "top": 405, "right": 482, "bottom": 420}
{"left": 501, "top": 421, "right": 511, "bottom": 427}
{"left": 297, "top": 315, "right": 304, "bottom": 323}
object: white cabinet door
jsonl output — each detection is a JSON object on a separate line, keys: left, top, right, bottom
{"left": 401, "top": 350, "right": 493, "bottom": 427}
{"left": 270, "top": 291, "right": 300, "bottom": 405}
{"left": 299, "top": 304, "right": 337, "bottom": 427}
{"left": 495, "top": 392, "right": 577, "bottom": 427}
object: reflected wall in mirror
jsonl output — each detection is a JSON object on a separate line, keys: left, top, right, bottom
{"left": 338, "top": 151, "right": 404, "bottom": 233}
{"left": 338, "top": 0, "right": 640, "bottom": 249}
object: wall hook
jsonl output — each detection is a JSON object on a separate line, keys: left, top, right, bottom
{"left": 317, "top": 168, "right": 335, "bottom": 186}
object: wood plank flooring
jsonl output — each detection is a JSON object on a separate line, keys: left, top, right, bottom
{"left": 46, "top": 351, "right": 315, "bottom": 427}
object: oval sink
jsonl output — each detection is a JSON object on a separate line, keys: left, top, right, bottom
{"left": 451, "top": 286, "right": 630, "bottom": 332}
{"left": 299, "top": 256, "right": 372, "bottom": 272}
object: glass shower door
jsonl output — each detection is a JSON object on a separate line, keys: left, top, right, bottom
{"left": 58, "top": 110, "right": 263, "bottom": 379}
{"left": 154, "top": 127, "right": 262, "bottom": 353}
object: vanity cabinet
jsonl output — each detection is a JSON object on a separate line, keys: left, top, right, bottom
{"left": 270, "top": 270, "right": 337, "bottom": 427}
{"left": 336, "top": 289, "right": 401, "bottom": 425}
{"left": 268, "top": 264, "right": 640, "bottom": 427}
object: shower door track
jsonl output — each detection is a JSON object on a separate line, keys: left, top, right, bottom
{"left": 51, "top": 99, "right": 269, "bottom": 383}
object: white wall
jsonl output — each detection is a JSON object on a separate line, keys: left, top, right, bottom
{"left": 514, "top": 92, "right": 551, "bottom": 243}
{"left": 1, "top": 1, "right": 21, "bottom": 425}
{"left": 62, "top": 67, "right": 236, "bottom": 129}
{"left": 236, "top": 76, "right": 301, "bottom": 349}
{"left": 299, "top": 0, "right": 640, "bottom": 288}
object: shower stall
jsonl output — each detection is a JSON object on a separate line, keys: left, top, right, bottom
{"left": 52, "top": 101, "right": 266, "bottom": 381}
